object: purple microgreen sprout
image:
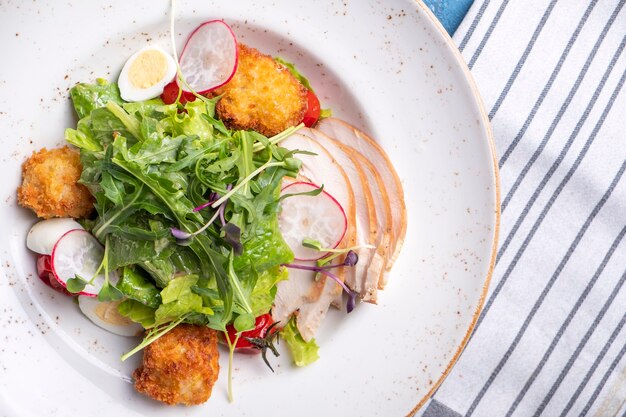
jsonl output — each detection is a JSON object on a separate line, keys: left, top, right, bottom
{"left": 222, "top": 222, "right": 243, "bottom": 256}
{"left": 282, "top": 255, "right": 360, "bottom": 314}
{"left": 343, "top": 250, "right": 359, "bottom": 267}
{"left": 193, "top": 192, "right": 219, "bottom": 212}
{"left": 218, "top": 184, "right": 233, "bottom": 226}
{"left": 170, "top": 208, "right": 221, "bottom": 245}
{"left": 244, "top": 321, "right": 281, "bottom": 372}
{"left": 170, "top": 227, "right": 192, "bottom": 240}
{"left": 172, "top": 185, "right": 234, "bottom": 245}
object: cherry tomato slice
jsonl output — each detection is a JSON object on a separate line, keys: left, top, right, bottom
{"left": 226, "top": 313, "right": 274, "bottom": 354}
{"left": 302, "top": 89, "right": 321, "bottom": 127}
{"left": 36, "top": 255, "right": 72, "bottom": 296}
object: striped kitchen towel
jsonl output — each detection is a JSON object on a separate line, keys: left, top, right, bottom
{"left": 420, "top": 1, "right": 626, "bottom": 417}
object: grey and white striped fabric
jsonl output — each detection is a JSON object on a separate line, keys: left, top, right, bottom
{"left": 420, "top": 1, "right": 626, "bottom": 416}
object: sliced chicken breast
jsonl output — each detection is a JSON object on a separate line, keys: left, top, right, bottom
{"left": 272, "top": 264, "right": 320, "bottom": 325}
{"left": 316, "top": 118, "right": 406, "bottom": 287}
{"left": 273, "top": 133, "right": 357, "bottom": 337}
{"left": 299, "top": 127, "right": 380, "bottom": 303}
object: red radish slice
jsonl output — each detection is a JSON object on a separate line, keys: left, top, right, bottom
{"left": 51, "top": 229, "right": 117, "bottom": 297}
{"left": 178, "top": 20, "right": 238, "bottom": 94}
{"left": 279, "top": 181, "right": 347, "bottom": 261}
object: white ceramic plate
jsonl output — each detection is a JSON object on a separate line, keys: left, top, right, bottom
{"left": 0, "top": 1, "right": 498, "bottom": 416}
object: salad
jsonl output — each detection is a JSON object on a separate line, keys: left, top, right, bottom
{"left": 17, "top": 10, "right": 406, "bottom": 407}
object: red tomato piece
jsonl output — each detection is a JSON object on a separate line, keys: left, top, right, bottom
{"left": 160, "top": 80, "right": 197, "bottom": 105}
{"left": 36, "top": 255, "right": 72, "bottom": 296}
{"left": 225, "top": 313, "right": 274, "bottom": 354}
{"left": 302, "top": 89, "right": 321, "bottom": 127}
{"left": 160, "top": 80, "right": 180, "bottom": 104}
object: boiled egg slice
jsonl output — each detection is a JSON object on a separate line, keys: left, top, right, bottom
{"left": 78, "top": 296, "right": 143, "bottom": 337}
{"left": 26, "top": 218, "right": 84, "bottom": 255}
{"left": 118, "top": 45, "right": 177, "bottom": 102}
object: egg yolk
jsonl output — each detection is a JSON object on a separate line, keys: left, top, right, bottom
{"left": 128, "top": 50, "right": 168, "bottom": 89}
{"left": 95, "top": 300, "right": 134, "bottom": 326}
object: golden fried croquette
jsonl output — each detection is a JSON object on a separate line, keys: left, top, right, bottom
{"left": 211, "top": 44, "right": 308, "bottom": 137}
{"left": 17, "top": 146, "right": 94, "bottom": 219}
{"left": 133, "top": 324, "right": 220, "bottom": 406}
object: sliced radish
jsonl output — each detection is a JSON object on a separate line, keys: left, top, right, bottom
{"left": 279, "top": 181, "right": 347, "bottom": 261}
{"left": 178, "top": 20, "right": 238, "bottom": 94}
{"left": 51, "top": 229, "right": 117, "bottom": 297}
{"left": 26, "top": 218, "right": 84, "bottom": 255}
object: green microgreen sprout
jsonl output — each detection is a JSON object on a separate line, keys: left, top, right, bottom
{"left": 65, "top": 237, "right": 122, "bottom": 302}
{"left": 251, "top": 123, "right": 304, "bottom": 153}
{"left": 210, "top": 155, "right": 301, "bottom": 209}
{"left": 120, "top": 315, "right": 187, "bottom": 361}
{"left": 300, "top": 238, "right": 374, "bottom": 267}
{"left": 278, "top": 184, "right": 324, "bottom": 202}
{"left": 65, "top": 274, "right": 89, "bottom": 294}
{"left": 170, "top": 208, "right": 221, "bottom": 244}
{"left": 223, "top": 329, "right": 240, "bottom": 402}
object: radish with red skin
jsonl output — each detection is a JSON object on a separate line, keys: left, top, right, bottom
{"left": 278, "top": 181, "right": 347, "bottom": 261}
{"left": 51, "top": 229, "right": 117, "bottom": 297}
{"left": 36, "top": 255, "right": 73, "bottom": 296}
{"left": 178, "top": 20, "right": 238, "bottom": 94}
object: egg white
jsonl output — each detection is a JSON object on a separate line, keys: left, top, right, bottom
{"left": 118, "top": 45, "right": 177, "bottom": 102}
{"left": 78, "top": 296, "right": 143, "bottom": 337}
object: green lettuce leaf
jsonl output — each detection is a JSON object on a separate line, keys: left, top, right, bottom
{"left": 155, "top": 275, "right": 213, "bottom": 325}
{"left": 117, "top": 299, "right": 156, "bottom": 328}
{"left": 117, "top": 267, "right": 161, "bottom": 308}
{"left": 249, "top": 266, "right": 288, "bottom": 316}
{"left": 281, "top": 317, "right": 320, "bottom": 366}
{"left": 275, "top": 57, "right": 313, "bottom": 91}
{"left": 70, "top": 79, "right": 123, "bottom": 119}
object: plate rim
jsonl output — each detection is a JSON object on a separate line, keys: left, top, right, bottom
{"left": 407, "top": 1, "right": 501, "bottom": 415}
{"left": 0, "top": 1, "right": 501, "bottom": 414}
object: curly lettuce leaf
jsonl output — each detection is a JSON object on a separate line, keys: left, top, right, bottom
{"left": 281, "top": 317, "right": 320, "bottom": 366}
{"left": 117, "top": 267, "right": 161, "bottom": 308}
{"left": 70, "top": 79, "right": 123, "bottom": 119}
{"left": 154, "top": 275, "right": 213, "bottom": 325}
{"left": 117, "top": 299, "right": 156, "bottom": 328}
{"left": 250, "top": 266, "right": 288, "bottom": 316}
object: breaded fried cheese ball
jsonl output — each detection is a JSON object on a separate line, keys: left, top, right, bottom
{"left": 133, "top": 324, "right": 220, "bottom": 406}
{"left": 17, "top": 146, "right": 94, "bottom": 219}
{"left": 211, "top": 44, "right": 308, "bottom": 137}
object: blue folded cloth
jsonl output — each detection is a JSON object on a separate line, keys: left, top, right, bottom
{"left": 423, "top": 0, "right": 474, "bottom": 34}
